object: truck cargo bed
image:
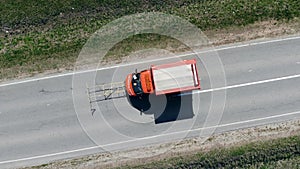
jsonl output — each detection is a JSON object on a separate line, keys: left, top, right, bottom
{"left": 151, "top": 59, "right": 200, "bottom": 95}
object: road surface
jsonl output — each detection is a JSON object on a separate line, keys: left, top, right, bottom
{"left": 0, "top": 36, "right": 300, "bottom": 168}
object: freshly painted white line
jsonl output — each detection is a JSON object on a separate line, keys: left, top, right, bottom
{"left": 198, "top": 74, "right": 300, "bottom": 94}
{"left": 176, "top": 73, "right": 300, "bottom": 97}
{"left": 0, "top": 35, "right": 299, "bottom": 88}
{"left": 1, "top": 110, "right": 299, "bottom": 165}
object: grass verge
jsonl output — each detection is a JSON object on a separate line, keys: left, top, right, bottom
{"left": 118, "top": 136, "right": 300, "bottom": 169}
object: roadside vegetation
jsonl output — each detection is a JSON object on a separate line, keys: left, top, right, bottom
{"left": 118, "top": 135, "right": 300, "bottom": 169}
{"left": 1, "top": 0, "right": 300, "bottom": 79}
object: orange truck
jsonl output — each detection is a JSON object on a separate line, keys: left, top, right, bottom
{"left": 125, "top": 59, "right": 200, "bottom": 96}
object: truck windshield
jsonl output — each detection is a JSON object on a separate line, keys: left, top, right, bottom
{"left": 132, "top": 73, "right": 143, "bottom": 95}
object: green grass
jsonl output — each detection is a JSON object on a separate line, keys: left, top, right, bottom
{"left": 1, "top": 0, "right": 300, "bottom": 79}
{"left": 250, "top": 156, "right": 300, "bottom": 169}
{"left": 118, "top": 135, "right": 300, "bottom": 169}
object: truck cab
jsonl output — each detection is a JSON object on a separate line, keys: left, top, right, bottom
{"left": 125, "top": 70, "right": 154, "bottom": 96}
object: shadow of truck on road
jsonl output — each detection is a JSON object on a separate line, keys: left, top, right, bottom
{"left": 127, "top": 92, "right": 194, "bottom": 124}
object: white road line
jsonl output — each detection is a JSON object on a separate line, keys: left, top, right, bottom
{"left": 0, "top": 35, "right": 299, "bottom": 88}
{"left": 197, "top": 74, "right": 300, "bottom": 93}
{"left": 1, "top": 110, "right": 299, "bottom": 165}
{"left": 175, "top": 73, "right": 300, "bottom": 97}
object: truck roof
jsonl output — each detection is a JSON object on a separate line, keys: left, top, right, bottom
{"left": 151, "top": 59, "right": 200, "bottom": 95}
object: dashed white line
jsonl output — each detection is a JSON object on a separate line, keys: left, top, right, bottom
{"left": 1, "top": 110, "right": 299, "bottom": 165}
{"left": 0, "top": 35, "right": 299, "bottom": 88}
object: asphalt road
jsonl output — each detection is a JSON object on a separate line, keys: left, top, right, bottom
{"left": 0, "top": 36, "right": 300, "bottom": 168}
